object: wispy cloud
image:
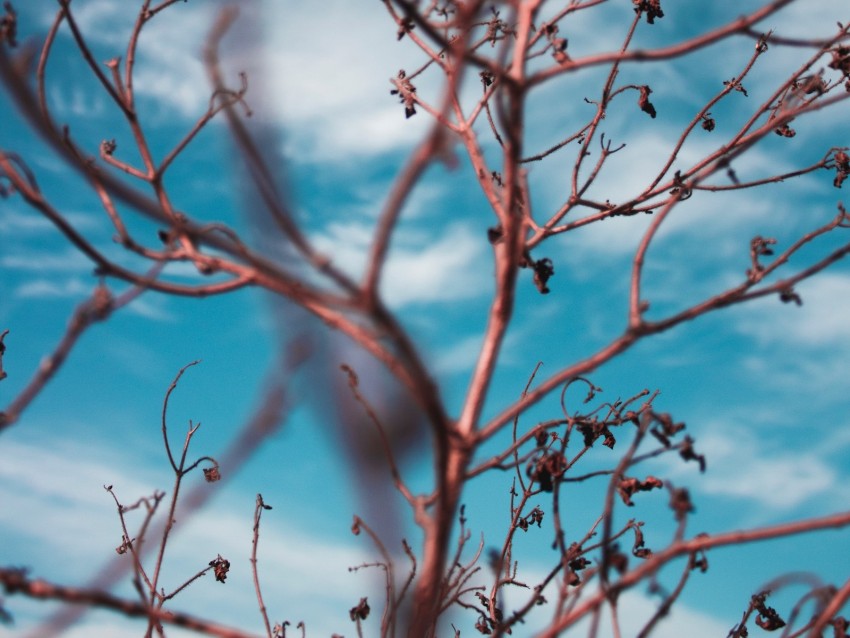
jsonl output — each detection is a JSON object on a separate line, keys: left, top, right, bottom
{"left": 50, "top": 0, "right": 216, "bottom": 118}
{"left": 700, "top": 430, "right": 834, "bottom": 509}
{"left": 530, "top": 119, "right": 798, "bottom": 263}
{"left": 10, "top": 271, "right": 176, "bottom": 322}
{"left": 122, "top": 295, "right": 176, "bottom": 322}
{"left": 656, "top": 419, "right": 844, "bottom": 512}
{"left": 0, "top": 438, "right": 159, "bottom": 563}
{"left": 0, "top": 209, "right": 56, "bottom": 234}
{"left": 433, "top": 332, "right": 486, "bottom": 376}
{"left": 0, "top": 434, "right": 377, "bottom": 636}
{"left": 312, "top": 220, "right": 491, "bottom": 307}
{"left": 728, "top": 273, "right": 850, "bottom": 403}
{"left": 3, "top": 248, "right": 93, "bottom": 273}
{"left": 735, "top": 272, "right": 850, "bottom": 347}
{"left": 14, "top": 277, "right": 92, "bottom": 299}
{"left": 254, "top": 1, "right": 436, "bottom": 160}
{"left": 384, "top": 224, "right": 492, "bottom": 306}
{"left": 48, "top": 83, "right": 107, "bottom": 119}
{"left": 46, "top": 0, "right": 433, "bottom": 157}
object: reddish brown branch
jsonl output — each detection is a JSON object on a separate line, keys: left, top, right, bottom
{"left": 530, "top": 0, "right": 797, "bottom": 86}
{"left": 0, "top": 281, "right": 147, "bottom": 432}
{"left": 0, "top": 567, "right": 259, "bottom": 638}
{"left": 540, "top": 510, "right": 850, "bottom": 637}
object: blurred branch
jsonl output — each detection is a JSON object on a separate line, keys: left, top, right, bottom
{"left": 0, "top": 567, "right": 260, "bottom": 638}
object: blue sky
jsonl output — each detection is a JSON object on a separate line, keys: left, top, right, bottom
{"left": 1, "top": 1, "right": 850, "bottom": 636}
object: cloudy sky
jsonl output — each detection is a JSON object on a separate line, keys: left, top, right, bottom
{"left": 1, "top": 1, "right": 849, "bottom": 636}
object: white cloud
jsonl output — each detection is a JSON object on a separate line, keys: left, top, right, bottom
{"left": 52, "top": 0, "right": 436, "bottom": 157}
{"left": 48, "top": 84, "right": 107, "bottom": 119}
{"left": 61, "top": 0, "right": 437, "bottom": 157}
{"left": 0, "top": 439, "right": 159, "bottom": 568}
{"left": 617, "top": 589, "right": 734, "bottom": 638}
{"left": 312, "top": 104, "right": 428, "bottom": 160}
{"left": 0, "top": 434, "right": 377, "bottom": 636}
{"left": 730, "top": 274, "right": 850, "bottom": 403}
{"left": 123, "top": 295, "right": 176, "bottom": 322}
{"left": 55, "top": 0, "right": 132, "bottom": 46}
{"left": 701, "top": 434, "right": 833, "bottom": 509}
{"left": 48, "top": 0, "right": 218, "bottom": 118}
{"left": 3, "top": 249, "right": 92, "bottom": 273}
{"left": 658, "top": 421, "right": 839, "bottom": 511}
{"left": 432, "top": 327, "right": 527, "bottom": 377}
{"left": 312, "top": 220, "right": 491, "bottom": 307}
{"left": 132, "top": 7, "right": 223, "bottom": 118}
{"left": 348, "top": 177, "right": 449, "bottom": 221}
{"left": 9, "top": 272, "right": 174, "bottom": 320}
{"left": 736, "top": 272, "right": 850, "bottom": 347}
{"left": 384, "top": 224, "right": 492, "bottom": 306}
{"left": 433, "top": 332, "right": 486, "bottom": 375}
{"left": 0, "top": 210, "right": 54, "bottom": 234}
{"left": 771, "top": 0, "right": 848, "bottom": 39}
{"left": 532, "top": 116, "right": 801, "bottom": 261}
{"left": 14, "top": 277, "right": 92, "bottom": 299}
{"left": 44, "top": 0, "right": 847, "bottom": 168}
{"left": 247, "top": 1, "right": 436, "bottom": 160}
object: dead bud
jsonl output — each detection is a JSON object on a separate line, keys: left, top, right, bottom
{"left": 349, "top": 597, "right": 370, "bottom": 621}
{"left": 396, "top": 16, "right": 414, "bottom": 41}
{"left": 487, "top": 225, "right": 503, "bottom": 244}
{"left": 779, "top": 287, "right": 802, "bottom": 306}
{"left": 828, "top": 45, "right": 850, "bottom": 77}
{"left": 544, "top": 24, "right": 570, "bottom": 64}
{"left": 0, "top": 328, "right": 8, "bottom": 381}
{"left": 485, "top": 7, "right": 511, "bottom": 46}
{"left": 527, "top": 451, "right": 566, "bottom": 492}
{"left": 668, "top": 486, "right": 694, "bottom": 521}
{"left": 670, "top": 170, "right": 692, "bottom": 200}
{"left": 534, "top": 427, "right": 550, "bottom": 448}
{"left": 617, "top": 475, "right": 663, "bottom": 506}
{"left": 679, "top": 436, "right": 706, "bottom": 472}
{"left": 516, "top": 505, "right": 545, "bottom": 531}
{"left": 633, "top": 0, "right": 664, "bottom": 24}
{"left": 747, "top": 235, "right": 777, "bottom": 279}
{"left": 833, "top": 150, "right": 849, "bottom": 188}
{"left": 774, "top": 123, "right": 796, "bottom": 138}
{"left": 475, "top": 615, "right": 492, "bottom": 634}
{"left": 638, "top": 85, "right": 657, "bottom": 119}
{"left": 100, "top": 139, "right": 117, "bottom": 156}
{"left": 723, "top": 78, "right": 748, "bottom": 97}
{"left": 115, "top": 535, "right": 133, "bottom": 555}
{"left": 690, "top": 546, "right": 709, "bottom": 572}
{"left": 390, "top": 70, "right": 417, "bottom": 119}
{"left": 752, "top": 592, "right": 786, "bottom": 631}
{"left": 209, "top": 555, "right": 230, "bottom": 583}
{"left": 203, "top": 464, "right": 221, "bottom": 482}
{"left": 0, "top": 2, "right": 17, "bottom": 47}
{"left": 578, "top": 419, "right": 616, "bottom": 449}
{"left": 631, "top": 521, "right": 652, "bottom": 558}
{"left": 649, "top": 412, "right": 685, "bottom": 446}
{"left": 531, "top": 258, "right": 554, "bottom": 294}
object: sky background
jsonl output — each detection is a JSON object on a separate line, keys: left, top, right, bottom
{"left": 1, "top": 1, "right": 850, "bottom": 636}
